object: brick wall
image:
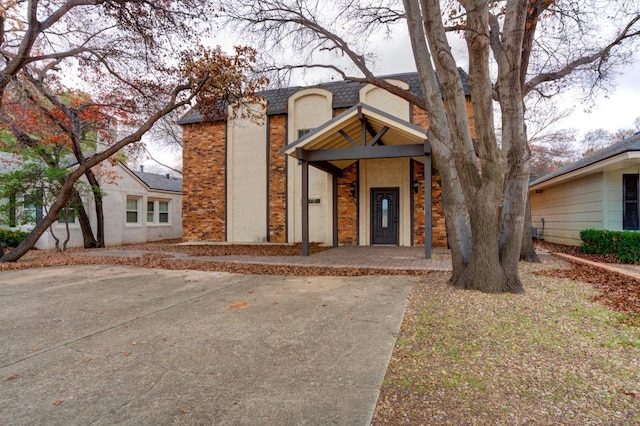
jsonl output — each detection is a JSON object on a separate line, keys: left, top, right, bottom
{"left": 182, "top": 121, "right": 226, "bottom": 241}
{"left": 268, "top": 115, "right": 287, "bottom": 242}
{"left": 337, "top": 162, "right": 358, "bottom": 245}
{"left": 412, "top": 106, "right": 448, "bottom": 248}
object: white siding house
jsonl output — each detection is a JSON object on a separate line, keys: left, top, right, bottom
{"left": 530, "top": 132, "right": 640, "bottom": 246}
{"left": 0, "top": 152, "right": 182, "bottom": 249}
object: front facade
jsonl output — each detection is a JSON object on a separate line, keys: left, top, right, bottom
{"left": 180, "top": 72, "right": 472, "bottom": 253}
{"left": 530, "top": 132, "right": 640, "bottom": 246}
{"left": 0, "top": 153, "right": 183, "bottom": 249}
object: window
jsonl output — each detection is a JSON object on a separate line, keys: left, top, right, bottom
{"left": 126, "top": 197, "right": 140, "bottom": 224}
{"left": 58, "top": 209, "right": 76, "bottom": 224}
{"left": 147, "top": 201, "right": 155, "bottom": 223}
{"left": 9, "top": 193, "right": 16, "bottom": 227}
{"left": 159, "top": 201, "right": 169, "bottom": 223}
{"left": 146, "top": 199, "right": 170, "bottom": 224}
{"left": 23, "top": 190, "right": 43, "bottom": 225}
{"left": 623, "top": 174, "right": 639, "bottom": 230}
{"left": 298, "top": 129, "right": 312, "bottom": 138}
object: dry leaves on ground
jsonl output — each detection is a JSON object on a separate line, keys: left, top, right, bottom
{"left": 372, "top": 255, "right": 640, "bottom": 425}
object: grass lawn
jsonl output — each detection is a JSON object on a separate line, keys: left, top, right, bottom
{"left": 373, "top": 255, "right": 640, "bottom": 425}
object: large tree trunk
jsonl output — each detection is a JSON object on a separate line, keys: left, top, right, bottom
{"left": 84, "top": 169, "right": 105, "bottom": 248}
{"left": 72, "top": 190, "right": 98, "bottom": 248}
{"left": 520, "top": 195, "right": 541, "bottom": 262}
{"left": 493, "top": 0, "right": 530, "bottom": 293}
{"left": 455, "top": 176, "right": 507, "bottom": 293}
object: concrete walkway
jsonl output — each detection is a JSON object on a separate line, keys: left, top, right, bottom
{"left": 0, "top": 265, "right": 413, "bottom": 425}
{"left": 85, "top": 246, "right": 453, "bottom": 272}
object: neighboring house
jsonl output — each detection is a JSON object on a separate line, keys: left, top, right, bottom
{"left": 179, "top": 71, "right": 473, "bottom": 256}
{"left": 0, "top": 152, "right": 182, "bottom": 249}
{"left": 530, "top": 131, "right": 640, "bottom": 246}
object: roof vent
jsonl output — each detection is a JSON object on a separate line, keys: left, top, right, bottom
{"left": 140, "top": 165, "right": 144, "bottom": 172}
{"left": 166, "top": 173, "right": 170, "bottom": 179}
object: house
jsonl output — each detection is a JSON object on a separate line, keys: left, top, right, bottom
{"left": 529, "top": 131, "right": 640, "bottom": 246}
{"left": 179, "top": 71, "right": 473, "bottom": 256}
{"left": 0, "top": 152, "right": 183, "bottom": 249}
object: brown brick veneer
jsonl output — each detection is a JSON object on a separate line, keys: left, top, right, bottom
{"left": 268, "top": 115, "right": 287, "bottom": 242}
{"left": 337, "top": 163, "right": 358, "bottom": 245}
{"left": 182, "top": 122, "right": 226, "bottom": 241}
{"left": 412, "top": 105, "right": 449, "bottom": 248}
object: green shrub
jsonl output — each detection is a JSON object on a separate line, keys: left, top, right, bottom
{"left": 580, "top": 229, "right": 640, "bottom": 264}
{"left": 0, "top": 228, "right": 29, "bottom": 249}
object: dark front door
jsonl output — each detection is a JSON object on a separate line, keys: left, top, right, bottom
{"left": 371, "top": 188, "right": 399, "bottom": 245}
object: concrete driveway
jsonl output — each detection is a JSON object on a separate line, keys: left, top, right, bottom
{"left": 0, "top": 265, "right": 412, "bottom": 425}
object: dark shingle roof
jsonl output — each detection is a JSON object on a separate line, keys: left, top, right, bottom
{"left": 530, "top": 131, "right": 640, "bottom": 186}
{"left": 131, "top": 170, "right": 182, "bottom": 193}
{"left": 178, "top": 69, "right": 470, "bottom": 124}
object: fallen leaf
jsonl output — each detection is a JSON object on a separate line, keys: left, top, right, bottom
{"left": 228, "top": 301, "right": 250, "bottom": 310}
{"left": 53, "top": 399, "right": 64, "bottom": 406}
{"left": 124, "top": 352, "right": 131, "bottom": 357}
{"left": 180, "top": 408, "right": 189, "bottom": 414}
{"left": 7, "top": 374, "right": 20, "bottom": 381}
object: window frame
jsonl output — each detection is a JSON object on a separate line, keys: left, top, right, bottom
{"left": 623, "top": 174, "right": 639, "bottom": 230}
{"left": 126, "top": 196, "right": 141, "bottom": 225}
{"left": 146, "top": 199, "right": 171, "bottom": 225}
{"left": 58, "top": 208, "right": 77, "bottom": 225}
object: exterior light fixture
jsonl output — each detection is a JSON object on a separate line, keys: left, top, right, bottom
{"left": 413, "top": 179, "right": 420, "bottom": 194}
{"left": 349, "top": 182, "right": 358, "bottom": 198}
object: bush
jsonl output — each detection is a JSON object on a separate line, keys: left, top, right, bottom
{"left": 0, "top": 228, "right": 29, "bottom": 249}
{"left": 580, "top": 229, "right": 640, "bottom": 264}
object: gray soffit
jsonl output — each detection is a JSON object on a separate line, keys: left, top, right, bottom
{"left": 530, "top": 131, "right": 640, "bottom": 187}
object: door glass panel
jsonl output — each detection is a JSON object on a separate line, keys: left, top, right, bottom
{"left": 381, "top": 198, "right": 389, "bottom": 228}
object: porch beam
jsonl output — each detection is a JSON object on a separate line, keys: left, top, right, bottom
{"left": 339, "top": 129, "right": 359, "bottom": 147}
{"left": 368, "top": 126, "right": 389, "bottom": 147}
{"left": 310, "top": 160, "right": 343, "bottom": 177}
{"left": 298, "top": 144, "right": 424, "bottom": 162}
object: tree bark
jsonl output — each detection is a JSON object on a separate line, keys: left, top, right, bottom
{"left": 73, "top": 190, "right": 98, "bottom": 248}
{"left": 520, "top": 194, "right": 541, "bottom": 262}
{"left": 84, "top": 169, "right": 105, "bottom": 248}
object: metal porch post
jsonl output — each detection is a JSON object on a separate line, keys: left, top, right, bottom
{"left": 424, "top": 153, "right": 432, "bottom": 259}
{"left": 302, "top": 159, "right": 310, "bottom": 256}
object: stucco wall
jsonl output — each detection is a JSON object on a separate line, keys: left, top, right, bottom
{"left": 530, "top": 172, "right": 604, "bottom": 246}
{"left": 359, "top": 80, "right": 410, "bottom": 120}
{"left": 287, "top": 89, "right": 334, "bottom": 244}
{"left": 227, "top": 106, "right": 268, "bottom": 242}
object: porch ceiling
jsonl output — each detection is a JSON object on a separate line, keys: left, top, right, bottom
{"left": 281, "top": 103, "right": 430, "bottom": 171}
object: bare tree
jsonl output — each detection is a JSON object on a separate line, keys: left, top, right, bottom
{"left": 0, "top": 1, "right": 267, "bottom": 262}
{"left": 223, "top": 0, "right": 640, "bottom": 293}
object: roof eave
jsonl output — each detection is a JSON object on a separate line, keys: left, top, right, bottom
{"left": 530, "top": 151, "right": 640, "bottom": 190}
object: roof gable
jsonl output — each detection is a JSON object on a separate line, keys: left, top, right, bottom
{"left": 281, "top": 102, "right": 429, "bottom": 170}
